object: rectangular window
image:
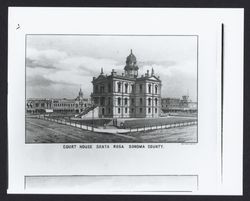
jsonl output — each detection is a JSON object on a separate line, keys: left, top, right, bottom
{"left": 131, "top": 84, "right": 135, "bottom": 93}
{"left": 148, "top": 107, "right": 151, "bottom": 113}
{"left": 108, "top": 83, "right": 111, "bottom": 93}
{"left": 125, "top": 107, "right": 128, "bottom": 113}
{"left": 155, "top": 108, "right": 157, "bottom": 113}
{"left": 125, "top": 98, "right": 128, "bottom": 105}
{"left": 140, "top": 108, "right": 142, "bottom": 113}
{"left": 131, "top": 98, "right": 134, "bottom": 105}
{"left": 100, "top": 85, "right": 105, "bottom": 93}
{"left": 118, "top": 108, "right": 121, "bottom": 114}
{"left": 95, "top": 85, "right": 99, "bottom": 93}
{"left": 100, "top": 97, "right": 105, "bottom": 106}
{"left": 140, "top": 84, "right": 143, "bottom": 93}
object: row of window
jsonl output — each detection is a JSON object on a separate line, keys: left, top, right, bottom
{"left": 97, "top": 97, "right": 159, "bottom": 106}
{"left": 117, "top": 107, "right": 158, "bottom": 114}
{"left": 102, "top": 107, "right": 158, "bottom": 114}
{"left": 117, "top": 97, "right": 158, "bottom": 106}
{"left": 27, "top": 103, "right": 87, "bottom": 108}
{"left": 95, "top": 83, "right": 159, "bottom": 94}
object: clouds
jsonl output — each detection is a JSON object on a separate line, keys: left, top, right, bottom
{"left": 27, "top": 75, "right": 56, "bottom": 87}
{"left": 26, "top": 48, "right": 67, "bottom": 69}
{"left": 26, "top": 35, "right": 197, "bottom": 100}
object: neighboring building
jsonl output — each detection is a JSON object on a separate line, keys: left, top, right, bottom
{"left": 91, "top": 50, "right": 161, "bottom": 118}
{"left": 161, "top": 95, "right": 197, "bottom": 113}
{"left": 26, "top": 88, "right": 91, "bottom": 114}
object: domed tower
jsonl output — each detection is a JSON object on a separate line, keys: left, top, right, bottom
{"left": 124, "top": 49, "right": 139, "bottom": 77}
{"left": 76, "top": 87, "right": 83, "bottom": 101}
{"left": 79, "top": 88, "right": 83, "bottom": 99}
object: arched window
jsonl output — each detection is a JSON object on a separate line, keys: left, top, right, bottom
{"left": 118, "top": 82, "right": 121, "bottom": 93}
{"left": 131, "top": 84, "right": 135, "bottom": 93}
{"left": 148, "top": 108, "right": 151, "bottom": 113}
{"left": 148, "top": 84, "right": 151, "bottom": 93}
{"left": 124, "top": 98, "right": 128, "bottom": 105}
{"left": 118, "top": 108, "right": 121, "bottom": 113}
{"left": 155, "top": 85, "right": 158, "bottom": 94}
{"left": 148, "top": 98, "right": 151, "bottom": 106}
{"left": 125, "top": 83, "right": 128, "bottom": 93}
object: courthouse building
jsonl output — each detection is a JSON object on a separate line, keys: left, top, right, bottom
{"left": 91, "top": 50, "right": 162, "bottom": 118}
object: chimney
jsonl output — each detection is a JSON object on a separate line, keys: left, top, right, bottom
{"left": 111, "top": 69, "right": 117, "bottom": 76}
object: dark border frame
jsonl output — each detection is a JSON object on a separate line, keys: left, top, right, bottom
{"left": 1, "top": 0, "right": 249, "bottom": 201}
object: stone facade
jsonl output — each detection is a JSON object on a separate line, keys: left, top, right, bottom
{"left": 91, "top": 50, "right": 161, "bottom": 118}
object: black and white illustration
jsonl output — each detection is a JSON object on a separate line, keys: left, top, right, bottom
{"left": 25, "top": 35, "right": 198, "bottom": 143}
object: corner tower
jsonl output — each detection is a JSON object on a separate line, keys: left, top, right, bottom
{"left": 124, "top": 49, "right": 139, "bottom": 78}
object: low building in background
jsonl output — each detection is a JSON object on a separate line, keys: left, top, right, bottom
{"left": 26, "top": 88, "right": 91, "bottom": 114}
{"left": 161, "top": 95, "right": 197, "bottom": 113}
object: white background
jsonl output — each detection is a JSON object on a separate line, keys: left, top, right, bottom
{"left": 8, "top": 8, "right": 243, "bottom": 195}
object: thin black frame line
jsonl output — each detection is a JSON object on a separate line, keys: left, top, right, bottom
{"left": 26, "top": 34, "right": 199, "bottom": 37}
{"left": 25, "top": 34, "right": 27, "bottom": 144}
{"left": 25, "top": 34, "right": 198, "bottom": 144}
{"left": 221, "top": 23, "right": 224, "bottom": 183}
{"left": 25, "top": 174, "right": 199, "bottom": 177}
{"left": 196, "top": 35, "right": 199, "bottom": 144}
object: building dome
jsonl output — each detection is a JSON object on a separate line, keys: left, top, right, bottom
{"left": 124, "top": 50, "right": 139, "bottom": 77}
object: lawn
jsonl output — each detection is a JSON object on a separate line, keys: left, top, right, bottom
{"left": 26, "top": 117, "right": 197, "bottom": 143}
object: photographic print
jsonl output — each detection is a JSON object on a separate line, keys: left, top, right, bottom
{"left": 8, "top": 7, "right": 243, "bottom": 195}
{"left": 25, "top": 35, "right": 198, "bottom": 143}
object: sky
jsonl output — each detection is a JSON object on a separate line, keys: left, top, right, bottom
{"left": 26, "top": 35, "right": 197, "bottom": 101}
